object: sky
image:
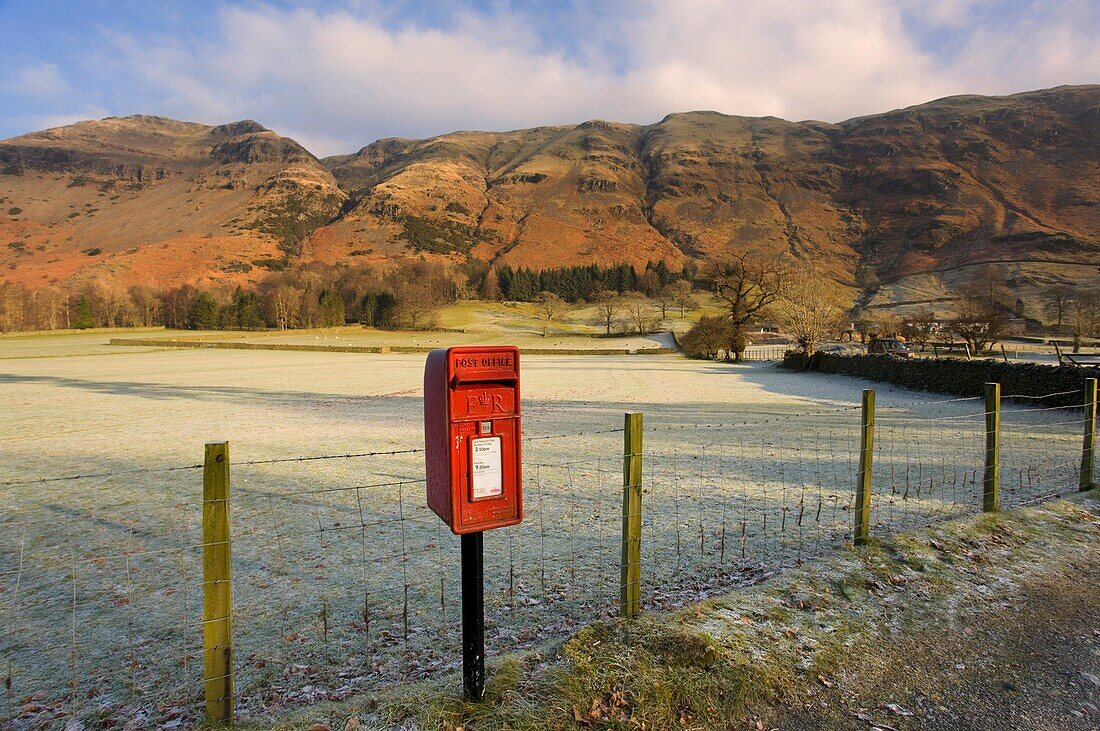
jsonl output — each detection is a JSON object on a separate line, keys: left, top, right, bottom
{"left": 1, "top": 0, "right": 1097, "bottom": 157}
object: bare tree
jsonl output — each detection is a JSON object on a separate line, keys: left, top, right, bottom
{"left": 952, "top": 291, "right": 1008, "bottom": 354}
{"left": 1041, "top": 285, "right": 1075, "bottom": 329}
{"left": 654, "top": 284, "right": 677, "bottom": 319}
{"left": 668, "top": 280, "right": 696, "bottom": 318}
{"left": 481, "top": 265, "right": 501, "bottom": 301}
{"left": 535, "top": 291, "right": 565, "bottom": 322}
{"left": 772, "top": 268, "right": 847, "bottom": 356}
{"left": 264, "top": 284, "right": 302, "bottom": 330}
{"left": 88, "top": 280, "right": 130, "bottom": 328}
{"left": 707, "top": 253, "right": 783, "bottom": 337}
{"left": 1067, "top": 291, "right": 1100, "bottom": 352}
{"left": 622, "top": 294, "right": 654, "bottom": 334}
{"left": 128, "top": 285, "right": 161, "bottom": 327}
{"left": 29, "top": 286, "right": 67, "bottom": 330}
{"left": 387, "top": 261, "right": 456, "bottom": 329}
{"left": 160, "top": 286, "right": 196, "bottom": 329}
{"left": 593, "top": 290, "right": 620, "bottom": 335}
{"left": 334, "top": 263, "right": 383, "bottom": 322}
{"left": 0, "top": 283, "right": 28, "bottom": 332}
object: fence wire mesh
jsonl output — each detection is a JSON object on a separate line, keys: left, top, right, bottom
{"left": 1, "top": 387, "right": 1095, "bottom": 728}
{"left": 1000, "top": 398, "right": 1089, "bottom": 508}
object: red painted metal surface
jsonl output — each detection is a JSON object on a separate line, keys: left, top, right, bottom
{"left": 424, "top": 345, "right": 522, "bottom": 534}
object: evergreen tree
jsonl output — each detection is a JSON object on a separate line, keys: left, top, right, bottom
{"left": 494, "top": 260, "right": 676, "bottom": 301}
{"left": 73, "top": 296, "right": 94, "bottom": 330}
{"left": 230, "top": 287, "right": 263, "bottom": 329}
{"left": 360, "top": 292, "right": 379, "bottom": 326}
{"left": 509, "top": 268, "right": 540, "bottom": 301}
{"left": 360, "top": 291, "right": 396, "bottom": 327}
{"left": 375, "top": 292, "right": 396, "bottom": 327}
{"left": 188, "top": 292, "right": 219, "bottom": 330}
{"left": 319, "top": 290, "right": 346, "bottom": 326}
{"left": 654, "top": 260, "right": 673, "bottom": 286}
{"left": 496, "top": 265, "right": 515, "bottom": 299}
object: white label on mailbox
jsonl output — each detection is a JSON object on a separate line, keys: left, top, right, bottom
{"left": 471, "top": 436, "right": 503, "bottom": 499}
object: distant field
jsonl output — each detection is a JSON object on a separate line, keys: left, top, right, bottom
{"left": 435, "top": 298, "right": 725, "bottom": 334}
{"left": 106, "top": 325, "right": 678, "bottom": 352}
{"left": 84, "top": 295, "right": 729, "bottom": 354}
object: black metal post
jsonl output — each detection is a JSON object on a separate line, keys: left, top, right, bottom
{"left": 461, "top": 531, "right": 485, "bottom": 701}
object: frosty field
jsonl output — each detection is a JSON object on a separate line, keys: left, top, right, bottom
{"left": 0, "top": 334, "right": 1087, "bottom": 725}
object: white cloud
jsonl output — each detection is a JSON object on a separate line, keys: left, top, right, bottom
{"left": 34, "top": 108, "right": 110, "bottom": 130}
{"left": 42, "top": 1, "right": 1100, "bottom": 155}
{"left": 607, "top": 0, "right": 955, "bottom": 123}
{"left": 2, "top": 62, "right": 71, "bottom": 97}
{"left": 947, "top": 0, "right": 1100, "bottom": 93}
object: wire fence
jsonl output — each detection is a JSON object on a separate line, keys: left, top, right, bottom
{"left": 1, "top": 382, "right": 1095, "bottom": 728}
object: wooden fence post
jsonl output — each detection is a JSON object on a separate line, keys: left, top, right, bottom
{"left": 203, "top": 442, "right": 233, "bottom": 724}
{"left": 853, "top": 389, "right": 875, "bottom": 546}
{"left": 620, "top": 412, "right": 643, "bottom": 617}
{"left": 1082, "top": 378, "right": 1097, "bottom": 491}
{"left": 983, "top": 383, "right": 1001, "bottom": 512}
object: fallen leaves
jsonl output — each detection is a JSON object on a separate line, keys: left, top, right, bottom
{"left": 571, "top": 689, "right": 635, "bottom": 726}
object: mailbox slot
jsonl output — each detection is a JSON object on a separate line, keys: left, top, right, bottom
{"left": 451, "top": 372, "right": 517, "bottom": 385}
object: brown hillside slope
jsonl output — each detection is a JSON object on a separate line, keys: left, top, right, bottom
{"left": 1, "top": 86, "right": 1097, "bottom": 294}
{"left": 835, "top": 85, "right": 1100, "bottom": 278}
{"left": 0, "top": 115, "right": 344, "bottom": 290}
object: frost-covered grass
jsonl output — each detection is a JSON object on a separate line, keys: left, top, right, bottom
{"left": 336, "top": 493, "right": 1100, "bottom": 731}
{"left": 0, "top": 343, "right": 1085, "bottom": 727}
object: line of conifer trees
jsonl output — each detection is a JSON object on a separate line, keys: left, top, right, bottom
{"left": 495, "top": 260, "right": 689, "bottom": 302}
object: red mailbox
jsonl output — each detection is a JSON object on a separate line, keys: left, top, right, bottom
{"left": 424, "top": 346, "right": 522, "bottom": 534}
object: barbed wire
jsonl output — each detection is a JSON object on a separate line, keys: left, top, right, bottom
{"left": 1002, "top": 389, "right": 1081, "bottom": 400}
{"left": 648, "top": 405, "right": 864, "bottom": 432}
{"left": 522, "top": 427, "right": 625, "bottom": 441}
{"left": 1002, "top": 401, "right": 1089, "bottom": 414}
{"left": 0, "top": 448, "right": 428, "bottom": 487}
{"left": 231, "top": 448, "right": 424, "bottom": 466}
{"left": 0, "top": 462, "right": 204, "bottom": 487}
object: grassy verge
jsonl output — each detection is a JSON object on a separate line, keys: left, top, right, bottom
{"left": 238, "top": 491, "right": 1099, "bottom": 731}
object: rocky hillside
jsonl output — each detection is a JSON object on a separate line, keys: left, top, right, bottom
{"left": 0, "top": 116, "right": 344, "bottom": 290}
{"left": 1, "top": 86, "right": 1097, "bottom": 297}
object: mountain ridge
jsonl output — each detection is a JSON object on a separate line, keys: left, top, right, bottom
{"left": 1, "top": 85, "right": 1097, "bottom": 303}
